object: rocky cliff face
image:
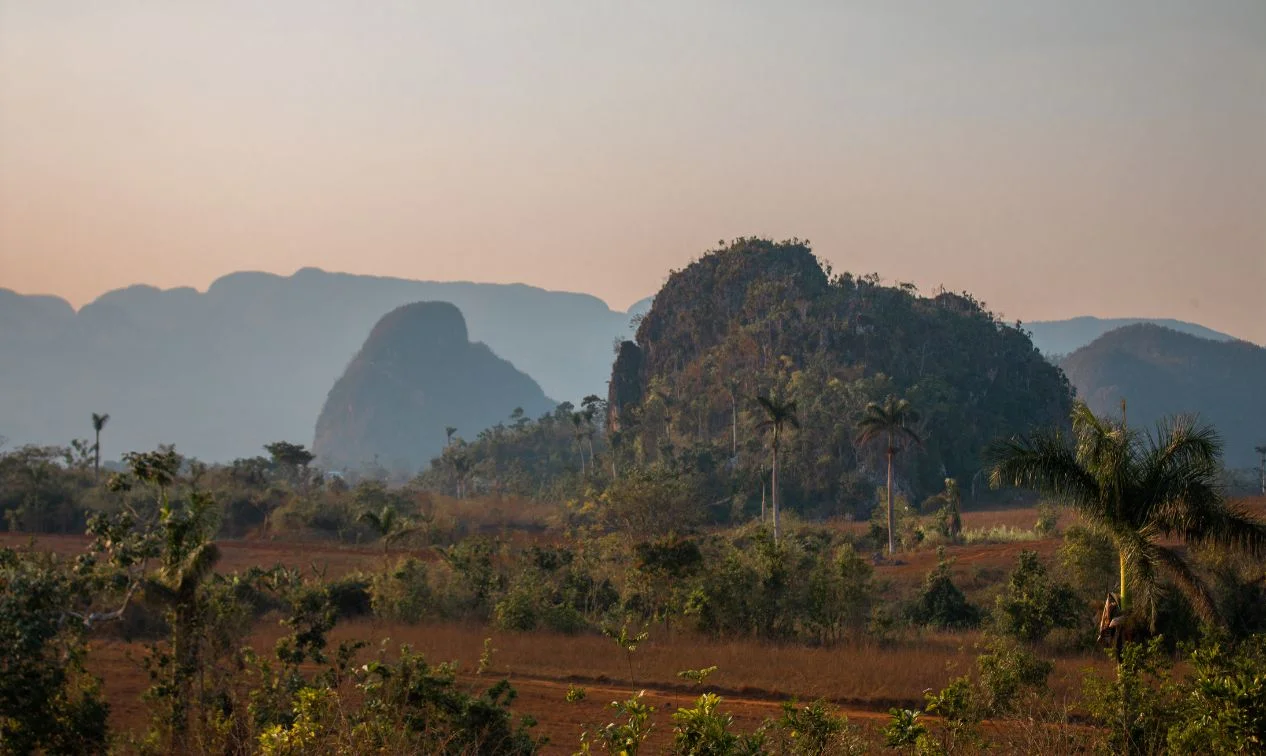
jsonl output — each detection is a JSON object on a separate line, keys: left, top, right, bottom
{"left": 312, "top": 302, "right": 555, "bottom": 473}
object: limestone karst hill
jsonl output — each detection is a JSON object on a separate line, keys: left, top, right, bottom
{"left": 312, "top": 301, "right": 555, "bottom": 473}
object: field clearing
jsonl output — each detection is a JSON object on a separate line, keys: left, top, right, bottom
{"left": 86, "top": 618, "right": 1108, "bottom": 754}
{"left": 16, "top": 499, "right": 1264, "bottom": 752}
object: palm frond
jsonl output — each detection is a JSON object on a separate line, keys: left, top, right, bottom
{"left": 1192, "top": 504, "right": 1266, "bottom": 559}
{"left": 1148, "top": 543, "right": 1220, "bottom": 625}
{"left": 987, "top": 430, "right": 1102, "bottom": 513}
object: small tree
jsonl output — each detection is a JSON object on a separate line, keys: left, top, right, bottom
{"left": 603, "top": 622, "right": 649, "bottom": 686}
{"left": 994, "top": 550, "right": 1080, "bottom": 643}
{"left": 907, "top": 547, "right": 980, "bottom": 629}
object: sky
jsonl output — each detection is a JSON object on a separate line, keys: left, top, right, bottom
{"left": 2, "top": 1, "right": 1264, "bottom": 341}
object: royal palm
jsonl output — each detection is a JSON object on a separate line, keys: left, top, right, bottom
{"left": 856, "top": 395, "right": 922, "bottom": 555}
{"left": 990, "top": 401, "right": 1266, "bottom": 624}
{"left": 756, "top": 395, "right": 799, "bottom": 544}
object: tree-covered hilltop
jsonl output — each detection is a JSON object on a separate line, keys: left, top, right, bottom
{"left": 607, "top": 238, "right": 1073, "bottom": 514}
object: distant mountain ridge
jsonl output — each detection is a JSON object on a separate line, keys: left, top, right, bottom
{"left": 0, "top": 269, "right": 642, "bottom": 462}
{"left": 1026, "top": 316, "right": 1239, "bottom": 357}
{"left": 312, "top": 302, "right": 554, "bottom": 472}
{"left": 1059, "top": 323, "right": 1266, "bottom": 468}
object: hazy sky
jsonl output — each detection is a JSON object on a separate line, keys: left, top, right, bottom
{"left": 3, "top": 1, "right": 1264, "bottom": 340}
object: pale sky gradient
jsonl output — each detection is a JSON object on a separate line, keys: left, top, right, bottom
{"left": 2, "top": 1, "right": 1264, "bottom": 341}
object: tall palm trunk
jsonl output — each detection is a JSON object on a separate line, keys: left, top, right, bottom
{"left": 1118, "top": 549, "right": 1128, "bottom": 609}
{"left": 94, "top": 427, "right": 102, "bottom": 480}
{"left": 886, "top": 435, "right": 895, "bottom": 555}
{"left": 772, "top": 432, "right": 781, "bottom": 543}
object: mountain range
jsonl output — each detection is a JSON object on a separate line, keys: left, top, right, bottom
{"left": 1060, "top": 324, "right": 1266, "bottom": 469}
{"left": 1, "top": 268, "right": 1257, "bottom": 465}
{"left": 0, "top": 269, "right": 646, "bottom": 462}
{"left": 1026, "top": 316, "right": 1237, "bottom": 358}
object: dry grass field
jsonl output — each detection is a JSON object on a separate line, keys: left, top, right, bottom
{"left": 11, "top": 498, "right": 1263, "bottom": 753}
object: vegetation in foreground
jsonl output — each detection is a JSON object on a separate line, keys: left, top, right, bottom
{"left": 4, "top": 410, "right": 1266, "bottom": 752}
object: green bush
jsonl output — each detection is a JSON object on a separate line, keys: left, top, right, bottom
{"left": 325, "top": 574, "right": 372, "bottom": 620}
{"left": 772, "top": 699, "right": 866, "bottom": 756}
{"left": 370, "top": 558, "right": 432, "bottom": 623}
{"left": 669, "top": 693, "right": 742, "bottom": 755}
{"left": 906, "top": 547, "right": 980, "bottom": 630}
{"left": 494, "top": 586, "right": 540, "bottom": 632}
{"left": 0, "top": 548, "right": 110, "bottom": 755}
{"left": 1167, "top": 635, "right": 1266, "bottom": 754}
{"left": 993, "top": 550, "right": 1080, "bottom": 642}
{"left": 974, "top": 636, "right": 1052, "bottom": 716}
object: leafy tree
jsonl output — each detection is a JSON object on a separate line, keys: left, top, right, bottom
{"left": 994, "top": 550, "right": 1081, "bottom": 642}
{"left": 90, "top": 412, "right": 109, "bottom": 481}
{"left": 756, "top": 395, "right": 799, "bottom": 543}
{"left": 264, "top": 441, "right": 315, "bottom": 485}
{"left": 596, "top": 466, "right": 702, "bottom": 539}
{"left": 0, "top": 548, "right": 109, "bottom": 754}
{"left": 670, "top": 693, "right": 743, "bottom": 755}
{"left": 578, "top": 691, "right": 654, "bottom": 755}
{"left": 990, "top": 401, "right": 1266, "bottom": 626}
{"left": 856, "top": 395, "right": 922, "bottom": 554}
{"left": 1081, "top": 638, "right": 1178, "bottom": 755}
{"left": 1167, "top": 634, "right": 1266, "bottom": 754}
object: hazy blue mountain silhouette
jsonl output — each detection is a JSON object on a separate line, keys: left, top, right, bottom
{"left": 1059, "top": 324, "right": 1266, "bottom": 469}
{"left": 0, "top": 269, "right": 641, "bottom": 462}
{"left": 1027, "top": 316, "right": 1237, "bottom": 357}
{"left": 313, "top": 302, "right": 554, "bottom": 473}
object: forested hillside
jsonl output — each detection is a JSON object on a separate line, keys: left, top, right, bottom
{"left": 312, "top": 302, "right": 555, "bottom": 474}
{"left": 1060, "top": 324, "right": 1266, "bottom": 468}
{"left": 605, "top": 238, "right": 1073, "bottom": 514}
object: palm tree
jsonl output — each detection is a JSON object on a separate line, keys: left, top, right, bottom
{"left": 359, "top": 505, "right": 419, "bottom": 555}
{"left": 989, "top": 400, "right": 1266, "bottom": 626}
{"left": 756, "top": 395, "right": 799, "bottom": 543}
{"left": 571, "top": 412, "right": 587, "bottom": 476}
{"left": 1256, "top": 444, "right": 1266, "bottom": 495}
{"left": 855, "top": 395, "right": 922, "bottom": 555}
{"left": 91, "top": 412, "right": 110, "bottom": 480}
{"left": 445, "top": 426, "right": 458, "bottom": 447}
